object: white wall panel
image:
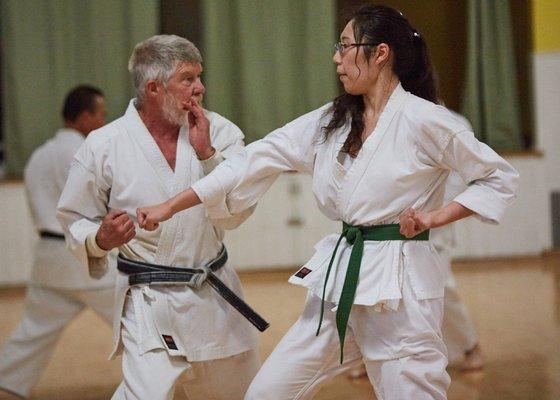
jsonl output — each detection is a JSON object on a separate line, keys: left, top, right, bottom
{"left": 0, "top": 183, "right": 35, "bottom": 284}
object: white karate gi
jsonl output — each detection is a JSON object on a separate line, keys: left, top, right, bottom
{"left": 432, "top": 174, "right": 479, "bottom": 364}
{"left": 57, "top": 101, "right": 260, "bottom": 400}
{"left": 429, "top": 111, "right": 479, "bottom": 363}
{"left": 0, "top": 129, "right": 115, "bottom": 399}
{"left": 192, "top": 84, "right": 518, "bottom": 399}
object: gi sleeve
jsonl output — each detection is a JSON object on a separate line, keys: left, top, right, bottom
{"left": 192, "top": 107, "right": 323, "bottom": 221}
{"left": 198, "top": 112, "right": 257, "bottom": 229}
{"left": 201, "top": 110, "right": 247, "bottom": 176}
{"left": 57, "top": 146, "right": 111, "bottom": 279}
{"left": 199, "top": 149, "right": 225, "bottom": 176}
{"left": 419, "top": 106, "right": 519, "bottom": 224}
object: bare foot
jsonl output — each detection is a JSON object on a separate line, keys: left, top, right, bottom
{"left": 347, "top": 364, "right": 368, "bottom": 379}
{"left": 458, "top": 343, "right": 484, "bottom": 372}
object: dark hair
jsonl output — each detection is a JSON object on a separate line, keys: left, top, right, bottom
{"left": 323, "top": 5, "right": 438, "bottom": 156}
{"left": 62, "top": 85, "right": 104, "bottom": 122}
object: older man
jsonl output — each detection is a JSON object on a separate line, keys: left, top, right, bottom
{"left": 0, "top": 85, "right": 115, "bottom": 399}
{"left": 57, "top": 36, "right": 261, "bottom": 400}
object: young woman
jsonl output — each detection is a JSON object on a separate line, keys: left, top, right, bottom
{"left": 137, "top": 5, "right": 518, "bottom": 399}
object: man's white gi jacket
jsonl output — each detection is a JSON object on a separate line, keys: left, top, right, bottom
{"left": 58, "top": 101, "right": 259, "bottom": 360}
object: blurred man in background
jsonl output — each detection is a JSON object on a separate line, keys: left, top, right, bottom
{"left": 0, "top": 85, "right": 116, "bottom": 398}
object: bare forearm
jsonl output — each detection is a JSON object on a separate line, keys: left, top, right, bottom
{"left": 168, "top": 188, "right": 202, "bottom": 215}
{"left": 429, "top": 201, "right": 473, "bottom": 229}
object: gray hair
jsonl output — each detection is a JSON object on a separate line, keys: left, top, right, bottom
{"left": 128, "top": 35, "right": 202, "bottom": 105}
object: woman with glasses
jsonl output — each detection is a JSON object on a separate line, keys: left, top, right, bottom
{"left": 136, "top": 5, "right": 518, "bottom": 399}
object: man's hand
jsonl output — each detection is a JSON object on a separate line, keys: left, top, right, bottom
{"left": 95, "top": 210, "right": 136, "bottom": 250}
{"left": 398, "top": 208, "right": 432, "bottom": 238}
{"left": 137, "top": 201, "right": 174, "bottom": 231}
{"left": 184, "top": 99, "right": 214, "bottom": 160}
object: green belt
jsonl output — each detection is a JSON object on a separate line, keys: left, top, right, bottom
{"left": 316, "top": 223, "right": 430, "bottom": 364}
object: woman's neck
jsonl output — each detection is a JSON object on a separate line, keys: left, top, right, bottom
{"left": 362, "top": 73, "right": 399, "bottom": 119}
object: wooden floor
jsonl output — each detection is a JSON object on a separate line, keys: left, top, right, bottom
{"left": 0, "top": 254, "right": 559, "bottom": 399}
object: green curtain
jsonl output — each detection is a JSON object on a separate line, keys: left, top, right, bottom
{"left": 462, "top": 0, "right": 523, "bottom": 151}
{"left": 202, "top": 0, "right": 337, "bottom": 142}
{"left": 1, "top": 0, "right": 159, "bottom": 177}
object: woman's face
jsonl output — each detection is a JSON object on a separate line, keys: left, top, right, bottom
{"left": 333, "top": 21, "right": 385, "bottom": 95}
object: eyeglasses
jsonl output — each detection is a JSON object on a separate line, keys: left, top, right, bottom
{"left": 334, "top": 42, "right": 380, "bottom": 56}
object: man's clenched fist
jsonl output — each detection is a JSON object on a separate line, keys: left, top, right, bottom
{"left": 95, "top": 209, "right": 136, "bottom": 250}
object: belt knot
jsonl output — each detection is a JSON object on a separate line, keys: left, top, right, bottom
{"left": 191, "top": 266, "right": 210, "bottom": 289}
{"left": 345, "top": 226, "right": 361, "bottom": 245}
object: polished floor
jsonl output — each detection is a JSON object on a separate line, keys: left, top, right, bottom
{"left": 0, "top": 254, "right": 559, "bottom": 399}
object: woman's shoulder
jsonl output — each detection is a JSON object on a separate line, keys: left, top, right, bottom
{"left": 403, "top": 95, "right": 469, "bottom": 136}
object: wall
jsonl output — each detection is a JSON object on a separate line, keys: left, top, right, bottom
{"left": 0, "top": 155, "right": 555, "bottom": 285}
{"left": 532, "top": 0, "right": 560, "bottom": 250}
{"left": 533, "top": 0, "right": 560, "bottom": 53}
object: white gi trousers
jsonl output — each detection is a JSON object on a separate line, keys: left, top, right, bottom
{"left": 245, "top": 271, "right": 450, "bottom": 400}
{"left": 438, "top": 250, "right": 478, "bottom": 362}
{"left": 0, "top": 285, "right": 114, "bottom": 398}
{"left": 111, "top": 296, "right": 260, "bottom": 400}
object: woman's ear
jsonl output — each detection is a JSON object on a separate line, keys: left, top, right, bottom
{"left": 374, "top": 43, "right": 391, "bottom": 65}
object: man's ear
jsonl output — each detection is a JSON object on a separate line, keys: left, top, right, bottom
{"left": 145, "top": 80, "right": 160, "bottom": 98}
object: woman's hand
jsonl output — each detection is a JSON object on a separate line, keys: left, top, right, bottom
{"left": 398, "top": 208, "right": 432, "bottom": 238}
{"left": 399, "top": 202, "right": 474, "bottom": 238}
{"left": 136, "top": 201, "right": 174, "bottom": 231}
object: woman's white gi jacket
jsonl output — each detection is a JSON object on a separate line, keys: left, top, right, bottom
{"left": 192, "top": 84, "right": 519, "bottom": 311}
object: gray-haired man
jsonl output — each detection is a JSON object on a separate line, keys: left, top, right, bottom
{"left": 57, "top": 35, "right": 260, "bottom": 400}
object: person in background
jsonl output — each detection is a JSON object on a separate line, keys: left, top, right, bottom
{"left": 0, "top": 85, "right": 115, "bottom": 399}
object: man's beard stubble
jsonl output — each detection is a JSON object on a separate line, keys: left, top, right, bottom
{"left": 161, "top": 93, "right": 188, "bottom": 126}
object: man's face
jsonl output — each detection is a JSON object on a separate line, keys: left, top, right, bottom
{"left": 79, "top": 96, "right": 107, "bottom": 135}
{"left": 160, "top": 62, "right": 205, "bottom": 126}
{"left": 89, "top": 96, "right": 107, "bottom": 130}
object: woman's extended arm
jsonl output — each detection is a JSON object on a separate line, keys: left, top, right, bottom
{"left": 137, "top": 188, "right": 201, "bottom": 231}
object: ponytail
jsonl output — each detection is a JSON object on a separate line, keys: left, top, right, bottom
{"left": 399, "top": 31, "right": 438, "bottom": 103}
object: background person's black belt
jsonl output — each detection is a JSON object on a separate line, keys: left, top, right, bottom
{"left": 39, "top": 230, "right": 65, "bottom": 240}
{"left": 117, "top": 246, "right": 269, "bottom": 332}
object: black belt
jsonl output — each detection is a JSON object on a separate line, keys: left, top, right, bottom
{"left": 39, "top": 230, "right": 65, "bottom": 240}
{"left": 117, "top": 246, "right": 269, "bottom": 332}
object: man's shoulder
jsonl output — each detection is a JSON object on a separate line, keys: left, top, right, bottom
{"left": 24, "top": 141, "right": 50, "bottom": 178}
{"left": 25, "top": 130, "right": 63, "bottom": 172}
{"left": 74, "top": 116, "right": 130, "bottom": 166}
{"left": 83, "top": 116, "right": 128, "bottom": 149}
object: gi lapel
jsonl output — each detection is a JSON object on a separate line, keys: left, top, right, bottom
{"left": 124, "top": 101, "right": 175, "bottom": 197}
{"left": 155, "top": 125, "right": 193, "bottom": 265}
{"left": 337, "top": 84, "right": 409, "bottom": 217}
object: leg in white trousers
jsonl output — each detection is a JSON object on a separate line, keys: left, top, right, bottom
{"left": 112, "top": 297, "right": 260, "bottom": 400}
{"left": 438, "top": 251, "right": 478, "bottom": 362}
{"left": 0, "top": 285, "right": 114, "bottom": 398}
{"left": 246, "top": 272, "right": 450, "bottom": 400}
